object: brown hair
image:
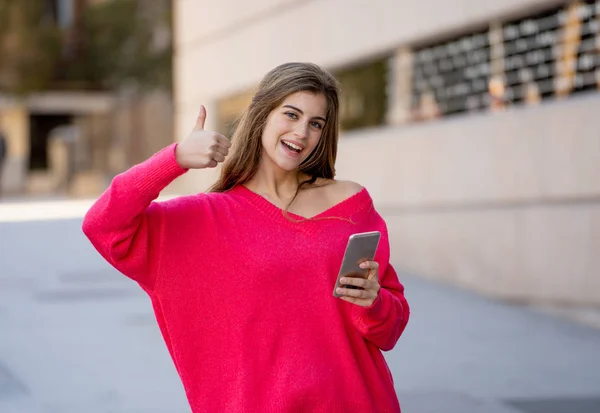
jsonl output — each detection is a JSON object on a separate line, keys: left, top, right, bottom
{"left": 209, "top": 62, "right": 341, "bottom": 193}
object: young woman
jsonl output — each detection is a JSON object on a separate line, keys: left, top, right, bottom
{"left": 83, "top": 62, "right": 410, "bottom": 412}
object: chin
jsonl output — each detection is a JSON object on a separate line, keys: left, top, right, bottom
{"left": 275, "top": 159, "right": 302, "bottom": 172}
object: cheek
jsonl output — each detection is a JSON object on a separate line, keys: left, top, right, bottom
{"left": 262, "top": 118, "right": 287, "bottom": 143}
{"left": 309, "top": 132, "right": 323, "bottom": 149}
{"left": 261, "top": 124, "right": 278, "bottom": 147}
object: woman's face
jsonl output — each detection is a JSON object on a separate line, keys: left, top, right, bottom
{"left": 260, "top": 91, "right": 327, "bottom": 173}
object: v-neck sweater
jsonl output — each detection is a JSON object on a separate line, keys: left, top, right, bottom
{"left": 82, "top": 143, "right": 410, "bottom": 413}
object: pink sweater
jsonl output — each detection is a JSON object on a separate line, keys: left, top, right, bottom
{"left": 82, "top": 143, "right": 410, "bottom": 413}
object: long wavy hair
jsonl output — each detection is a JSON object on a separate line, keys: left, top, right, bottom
{"left": 209, "top": 62, "right": 341, "bottom": 193}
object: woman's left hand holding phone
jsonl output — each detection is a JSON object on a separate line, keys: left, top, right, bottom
{"left": 336, "top": 261, "right": 381, "bottom": 307}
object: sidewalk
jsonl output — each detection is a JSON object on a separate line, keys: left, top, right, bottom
{"left": 394, "top": 274, "right": 600, "bottom": 413}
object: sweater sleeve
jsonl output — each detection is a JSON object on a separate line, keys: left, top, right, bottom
{"left": 351, "top": 264, "right": 410, "bottom": 351}
{"left": 82, "top": 143, "right": 187, "bottom": 290}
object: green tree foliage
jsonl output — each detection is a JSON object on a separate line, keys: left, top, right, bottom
{"left": 75, "top": 0, "right": 172, "bottom": 91}
{"left": 0, "top": 0, "right": 62, "bottom": 94}
{"left": 0, "top": 0, "right": 172, "bottom": 95}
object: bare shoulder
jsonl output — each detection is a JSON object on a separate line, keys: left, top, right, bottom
{"left": 332, "top": 180, "right": 364, "bottom": 197}
{"left": 313, "top": 178, "right": 364, "bottom": 202}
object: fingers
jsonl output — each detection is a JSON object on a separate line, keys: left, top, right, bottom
{"left": 336, "top": 283, "right": 378, "bottom": 299}
{"left": 208, "top": 135, "right": 229, "bottom": 165}
{"left": 359, "top": 261, "right": 379, "bottom": 271}
{"left": 210, "top": 142, "right": 230, "bottom": 165}
{"left": 339, "top": 296, "right": 374, "bottom": 307}
{"left": 336, "top": 284, "right": 378, "bottom": 307}
{"left": 211, "top": 151, "right": 226, "bottom": 163}
{"left": 212, "top": 137, "right": 231, "bottom": 157}
{"left": 215, "top": 134, "right": 232, "bottom": 148}
{"left": 340, "top": 276, "right": 369, "bottom": 289}
{"left": 336, "top": 264, "right": 381, "bottom": 307}
{"left": 359, "top": 261, "right": 379, "bottom": 280}
{"left": 213, "top": 145, "right": 229, "bottom": 158}
{"left": 195, "top": 105, "right": 206, "bottom": 130}
{"left": 336, "top": 287, "right": 375, "bottom": 299}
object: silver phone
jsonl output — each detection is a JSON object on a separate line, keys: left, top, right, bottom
{"left": 333, "top": 231, "right": 381, "bottom": 297}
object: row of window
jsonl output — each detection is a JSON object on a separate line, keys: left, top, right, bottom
{"left": 218, "top": 0, "right": 599, "bottom": 133}
{"left": 409, "top": 0, "right": 599, "bottom": 122}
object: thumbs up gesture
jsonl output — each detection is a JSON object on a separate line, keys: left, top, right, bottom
{"left": 175, "top": 105, "right": 232, "bottom": 169}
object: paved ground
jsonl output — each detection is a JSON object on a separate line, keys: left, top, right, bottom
{"left": 1, "top": 200, "right": 599, "bottom": 413}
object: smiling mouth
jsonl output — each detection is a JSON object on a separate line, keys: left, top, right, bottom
{"left": 281, "top": 140, "right": 303, "bottom": 153}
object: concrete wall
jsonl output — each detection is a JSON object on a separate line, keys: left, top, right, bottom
{"left": 0, "top": 106, "right": 29, "bottom": 195}
{"left": 335, "top": 94, "right": 600, "bottom": 306}
{"left": 173, "top": 0, "right": 600, "bottom": 305}
{"left": 174, "top": 0, "right": 561, "bottom": 112}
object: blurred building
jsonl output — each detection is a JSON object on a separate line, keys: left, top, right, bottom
{"left": 0, "top": 0, "right": 173, "bottom": 197}
{"left": 173, "top": 0, "right": 599, "bottom": 306}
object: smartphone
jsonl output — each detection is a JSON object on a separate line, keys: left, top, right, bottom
{"left": 332, "top": 231, "right": 381, "bottom": 298}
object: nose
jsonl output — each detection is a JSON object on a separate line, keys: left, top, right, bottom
{"left": 293, "top": 121, "right": 310, "bottom": 140}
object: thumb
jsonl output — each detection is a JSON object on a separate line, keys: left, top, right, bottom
{"left": 195, "top": 105, "right": 206, "bottom": 130}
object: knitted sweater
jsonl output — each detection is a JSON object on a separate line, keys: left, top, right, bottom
{"left": 82, "top": 143, "right": 410, "bottom": 413}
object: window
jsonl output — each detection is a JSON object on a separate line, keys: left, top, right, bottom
{"left": 409, "top": 0, "right": 600, "bottom": 121}
{"left": 216, "top": 89, "right": 254, "bottom": 137}
{"left": 334, "top": 58, "right": 390, "bottom": 131}
{"left": 410, "top": 29, "right": 492, "bottom": 120}
{"left": 500, "top": 0, "right": 599, "bottom": 103}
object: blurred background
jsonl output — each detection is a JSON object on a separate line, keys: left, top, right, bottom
{"left": 1, "top": 0, "right": 600, "bottom": 412}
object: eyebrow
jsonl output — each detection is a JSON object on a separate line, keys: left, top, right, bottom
{"left": 282, "top": 105, "right": 327, "bottom": 122}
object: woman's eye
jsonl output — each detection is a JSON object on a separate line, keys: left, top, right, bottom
{"left": 285, "top": 112, "right": 298, "bottom": 119}
{"left": 310, "top": 121, "right": 323, "bottom": 129}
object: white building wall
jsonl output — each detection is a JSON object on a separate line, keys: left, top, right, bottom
{"left": 174, "top": 0, "right": 560, "bottom": 110}
{"left": 173, "top": 0, "right": 600, "bottom": 305}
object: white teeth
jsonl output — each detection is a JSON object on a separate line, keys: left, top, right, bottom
{"left": 282, "top": 141, "right": 302, "bottom": 152}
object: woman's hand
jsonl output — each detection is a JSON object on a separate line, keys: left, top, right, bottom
{"left": 335, "top": 261, "right": 381, "bottom": 307}
{"left": 175, "top": 105, "right": 231, "bottom": 169}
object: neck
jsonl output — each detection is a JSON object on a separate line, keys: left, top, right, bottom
{"left": 246, "top": 160, "right": 305, "bottom": 201}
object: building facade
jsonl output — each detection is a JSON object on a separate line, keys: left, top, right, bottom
{"left": 173, "top": 0, "right": 600, "bottom": 305}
